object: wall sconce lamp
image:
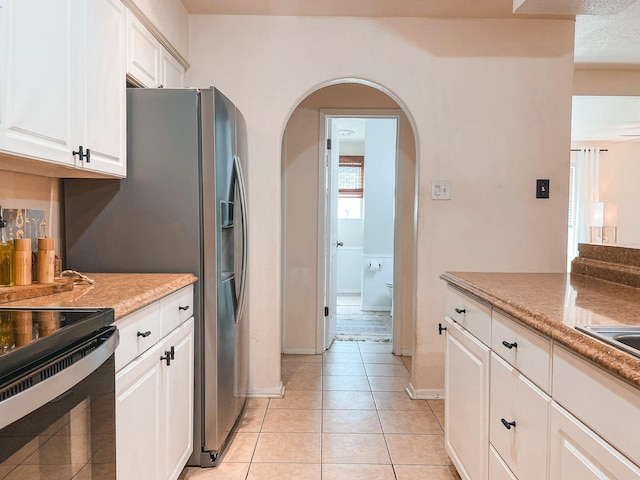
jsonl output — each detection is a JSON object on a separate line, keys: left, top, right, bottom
{"left": 589, "top": 202, "right": 617, "bottom": 244}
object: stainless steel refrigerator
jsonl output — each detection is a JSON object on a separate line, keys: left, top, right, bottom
{"left": 63, "top": 87, "right": 249, "bottom": 466}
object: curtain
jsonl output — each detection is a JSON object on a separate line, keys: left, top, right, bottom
{"left": 569, "top": 147, "right": 600, "bottom": 264}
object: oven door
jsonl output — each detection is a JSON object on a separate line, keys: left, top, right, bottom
{"left": 0, "top": 327, "right": 119, "bottom": 479}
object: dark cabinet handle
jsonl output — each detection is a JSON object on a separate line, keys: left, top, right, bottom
{"left": 160, "top": 351, "right": 172, "bottom": 366}
{"left": 73, "top": 145, "right": 91, "bottom": 163}
{"left": 179, "top": 305, "right": 190, "bottom": 311}
{"left": 454, "top": 308, "right": 466, "bottom": 314}
{"left": 438, "top": 323, "right": 447, "bottom": 335}
{"left": 502, "top": 341, "right": 518, "bottom": 350}
{"left": 501, "top": 418, "right": 516, "bottom": 430}
{"left": 169, "top": 346, "right": 175, "bottom": 360}
{"left": 137, "top": 331, "right": 151, "bottom": 338}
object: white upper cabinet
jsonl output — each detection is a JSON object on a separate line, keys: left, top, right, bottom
{"left": 0, "top": 0, "right": 76, "bottom": 167}
{"left": 161, "top": 47, "right": 185, "bottom": 88}
{"left": 80, "top": 0, "right": 127, "bottom": 177}
{"left": 126, "top": 9, "right": 185, "bottom": 88}
{"left": 126, "top": 9, "right": 161, "bottom": 88}
{"left": 0, "top": 0, "right": 126, "bottom": 177}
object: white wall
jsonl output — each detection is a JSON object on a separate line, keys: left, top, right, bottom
{"left": 187, "top": 15, "right": 574, "bottom": 397}
{"left": 361, "top": 118, "right": 396, "bottom": 310}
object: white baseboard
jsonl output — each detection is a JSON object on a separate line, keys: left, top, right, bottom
{"left": 406, "top": 383, "right": 444, "bottom": 400}
{"left": 282, "top": 347, "right": 318, "bottom": 355}
{"left": 401, "top": 348, "right": 414, "bottom": 357}
{"left": 248, "top": 382, "right": 285, "bottom": 399}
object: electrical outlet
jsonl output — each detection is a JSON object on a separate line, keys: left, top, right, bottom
{"left": 536, "top": 179, "right": 550, "bottom": 199}
{"left": 431, "top": 180, "right": 451, "bottom": 200}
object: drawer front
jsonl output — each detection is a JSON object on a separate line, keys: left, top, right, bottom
{"left": 489, "top": 445, "right": 517, "bottom": 480}
{"left": 160, "top": 284, "right": 194, "bottom": 337}
{"left": 552, "top": 345, "right": 640, "bottom": 464}
{"left": 492, "top": 310, "right": 551, "bottom": 393}
{"left": 446, "top": 286, "right": 491, "bottom": 346}
{"left": 115, "top": 302, "right": 161, "bottom": 372}
{"left": 490, "top": 353, "right": 550, "bottom": 480}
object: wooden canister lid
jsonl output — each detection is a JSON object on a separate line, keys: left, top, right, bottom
{"left": 14, "top": 238, "right": 31, "bottom": 251}
{"left": 38, "top": 237, "right": 55, "bottom": 250}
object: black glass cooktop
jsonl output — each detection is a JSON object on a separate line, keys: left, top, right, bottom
{"left": 0, "top": 308, "right": 115, "bottom": 385}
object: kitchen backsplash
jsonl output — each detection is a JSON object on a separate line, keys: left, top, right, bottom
{"left": 0, "top": 171, "right": 61, "bottom": 256}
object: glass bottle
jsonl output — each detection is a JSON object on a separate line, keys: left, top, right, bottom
{"left": 0, "top": 206, "right": 15, "bottom": 287}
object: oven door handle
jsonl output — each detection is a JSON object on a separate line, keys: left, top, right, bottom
{"left": 0, "top": 328, "right": 119, "bottom": 430}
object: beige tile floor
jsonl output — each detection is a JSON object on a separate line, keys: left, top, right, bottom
{"left": 182, "top": 341, "right": 460, "bottom": 480}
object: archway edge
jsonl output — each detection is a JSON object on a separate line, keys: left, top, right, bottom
{"left": 280, "top": 77, "right": 419, "bottom": 360}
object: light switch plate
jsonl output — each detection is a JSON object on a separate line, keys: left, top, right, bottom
{"left": 536, "top": 179, "right": 550, "bottom": 199}
{"left": 431, "top": 180, "right": 451, "bottom": 200}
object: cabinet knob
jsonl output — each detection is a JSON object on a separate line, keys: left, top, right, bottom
{"left": 178, "top": 305, "right": 190, "bottom": 311}
{"left": 160, "top": 351, "right": 172, "bottom": 366}
{"left": 137, "top": 330, "right": 151, "bottom": 338}
{"left": 502, "top": 341, "right": 518, "bottom": 350}
{"left": 169, "top": 346, "right": 175, "bottom": 360}
{"left": 438, "top": 323, "right": 447, "bottom": 335}
{"left": 501, "top": 418, "right": 516, "bottom": 430}
{"left": 454, "top": 308, "right": 466, "bottom": 314}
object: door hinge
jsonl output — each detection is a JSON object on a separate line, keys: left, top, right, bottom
{"left": 326, "top": 138, "right": 331, "bottom": 150}
{"left": 324, "top": 306, "right": 329, "bottom": 317}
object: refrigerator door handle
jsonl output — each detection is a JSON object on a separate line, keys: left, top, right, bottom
{"left": 233, "top": 154, "right": 248, "bottom": 324}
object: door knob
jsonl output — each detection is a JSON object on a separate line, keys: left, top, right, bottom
{"left": 337, "top": 241, "right": 343, "bottom": 247}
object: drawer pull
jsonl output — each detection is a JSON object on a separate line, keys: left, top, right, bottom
{"left": 454, "top": 308, "right": 466, "bottom": 314}
{"left": 137, "top": 331, "right": 151, "bottom": 338}
{"left": 160, "top": 351, "right": 172, "bottom": 366}
{"left": 502, "top": 340, "right": 518, "bottom": 350}
{"left": 501, "top": 418, "right": 516, "bottom": 430}
{"left": 178, "top": 305, "right": 190, "bottom": 311}
{"left": 169, "top": 346, "right": 175, "bottom": 360}
{"left": 438, "top": 323, "right": 447, "bottom": 335}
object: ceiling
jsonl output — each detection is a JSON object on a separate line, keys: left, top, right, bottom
{"left": 181, "top": 0, "right": 640, "bottom": 142}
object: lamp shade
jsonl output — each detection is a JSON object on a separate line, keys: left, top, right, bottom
{"left": 589, "top": 202, "right": 617, "bottom": 227}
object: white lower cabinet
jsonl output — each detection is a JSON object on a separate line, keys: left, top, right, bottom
{"left": 490, "top": 353, "right": 550, "bottom": 480}
{"left": 489, "top": 445, "right": 517, "bottom": 480}
{"left": 549, "top": 402, "right": 640, "bottom": 479}
{"left": 115, "top": 286, "right": 194, "bottom": 480}
{"left": 161, "top": 319, "right": 195, "bottom": 480}
{"left": 116, "top": 342, "right": 164, "bottom": 480}
{"left": 445, "top": 316, "right": 490, "bottom": 480}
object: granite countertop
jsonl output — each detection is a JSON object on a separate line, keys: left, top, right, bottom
{"left": 1, "top": 273, "right": 198, "bottom": 320}
{"left": 441, "top": 271, "right": 640, "bottom": 389}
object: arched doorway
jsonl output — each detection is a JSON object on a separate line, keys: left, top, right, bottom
{"left": 281, "top": 80, "right": 418, "bottom": 361}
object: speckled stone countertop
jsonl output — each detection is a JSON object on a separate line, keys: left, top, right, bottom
{"left": 1, "top": 273, "right": 197, "bottom": 320}
{"left": 441, "top": 271, "right": 640, "bottom": 389}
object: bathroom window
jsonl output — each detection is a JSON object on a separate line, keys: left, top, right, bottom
{"left": 338, "top": 156, "right": 364, "bottom": 219}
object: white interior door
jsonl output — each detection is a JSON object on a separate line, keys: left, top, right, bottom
{"left": 324, "top": 119, "right": 340, "bottom": 350}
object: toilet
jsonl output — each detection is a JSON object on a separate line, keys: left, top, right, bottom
{"left": 385, "top": 282, "right": 393, "bottom": 317}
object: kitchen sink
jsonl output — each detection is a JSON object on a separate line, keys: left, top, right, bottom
{"left": 576, "top": 325, "right": 640, "bottom": 359}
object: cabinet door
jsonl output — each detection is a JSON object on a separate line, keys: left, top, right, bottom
{"left": 490, "top": 353, "right": 550, "bottom": 480}
{"left": 160, "top": 48, "right": 185, "bottom": 88}
{"left": 445, "top": 316, "right": 490, "bottom": 480}
{"left": 125, "top": 9, "right": 160, "bottom": 88}
{"left": 161, "top": 317, "right": 194, "bottom": 480}
{"left": 549, "top": 403, "right": 640, "bottom": 480}
{"left": 116, "top": 342, "right": 164, "bottom": 480}
{"left": 79, "top": 0, "right": 126, "bottom": 177}
{"left": 0, "top": 0, "right": 76, "bottom": 166}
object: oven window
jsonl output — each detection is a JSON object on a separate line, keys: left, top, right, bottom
{"left": 0, "top": 355, "right": 115, "bottom": 479}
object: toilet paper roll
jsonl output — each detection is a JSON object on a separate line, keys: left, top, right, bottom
{"left": 368, "top": 261, "right": 382, "bottom": 272}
